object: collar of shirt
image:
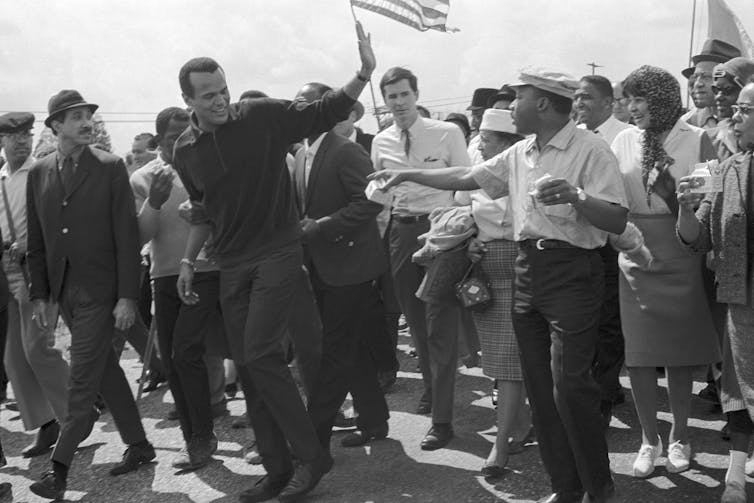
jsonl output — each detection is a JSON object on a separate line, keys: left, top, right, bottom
{"left": 56, "top": 145, "right": 85, "bottom": 170}
{"left": 0, "top": 155, "right": 35, "bottom": 179}
{"left": 304, "top": 133, "right": 327, "bottom": 161}
{"left": 186, "top": 104, "right": 242, "bottom": 144}
{"left": 526, "top": 119, "right": 577, "bottom": 155}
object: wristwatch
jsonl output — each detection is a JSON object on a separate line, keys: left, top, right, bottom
{"left": 574, "top": 187, "right": 587, "bottom": 205}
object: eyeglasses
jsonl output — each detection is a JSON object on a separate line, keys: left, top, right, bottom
{"left": 2, "top": 131, "right": 33, "bottom": 140}
{"left": 732, "top": 103, "right": 753, "bottom": 115}
{"left": 711, "top": 85, "right": 739, "bottom": 96}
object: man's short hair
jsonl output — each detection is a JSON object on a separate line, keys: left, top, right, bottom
{"left": 534, "top": 88, "right": 573, "bottom": 115}
{"left": 179, "top": 57, "right": 223, "bottom": 98}
{"left": 155, "top": 107, "right": 190, "bottom": 138}
{"left": 379, "top": 67, "right": 418, "bottom": 97}
{"left": 580, "top": 75, "right": 613, "bottom": 100}
{"left": 239, "top": 90, "right": 268, "bottom": 100}
{"left": 134, "top": 132, "right": 157, "bottom": 150}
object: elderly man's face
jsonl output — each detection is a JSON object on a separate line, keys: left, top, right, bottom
{"left": 690, "top": 61, "right": 716, "bottom": 109}
{"left": 733, "top": 84, "right": 754, "bottom": 151}
{"left": 0, "top": 128, "right": 33, "bottom": 167}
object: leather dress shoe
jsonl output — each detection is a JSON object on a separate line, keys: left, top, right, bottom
{"left": 186, "top": 433, "right": 218, "bottom": 469}
{"left": 582, "top": 478, "right": 616, "bottom": 502}
{"left": 537, "top": 490, "right": 585, "bottom": 503}
{"left": 333, "top": 410, "right": 357, "bottom": 429}
{"left": 239, "top": 473, "right": 292, "bottom": 503}
{"left": 420, "top": 423, "right": 453, "bottom": 451}
{"left": 23, "top": 421, "right": 59, "bottom": 458}
{"left": 142, "top": 371, "right": 166, "bottom": 393}
{"left": 109, "top": 441, "right": 156, "bottom": 475}
{"left": 341, "top": 422, "right": 389, "bottom": 447}
{"left": 244, "top": 442, "right": 262, "bottom": 465}
{"left": 278, "top": 451, "right": 334, "bottom": 502}
{"left": 30, "top": 471, "right": 66, "bottom": 500}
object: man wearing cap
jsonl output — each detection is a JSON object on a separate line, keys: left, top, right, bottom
{"left": 682, "top": 39, "right": 742, "bottom": 130}
{"left": 370, "top": 66, "right": 628, "bottom": 503}
{"left": 27, "top": 90, "right": 154, "bottom": 500}
{"left": 0, "top": 112, "right": 70, "bottom": 460}
{"left": 172, "top": 22, "right": 375, "bottom": 502}
{"left": 371, "top": 66, "right": 470, "bottom": 451}
{"left": 710, "top": 57, "right": 754, "bottom": 161}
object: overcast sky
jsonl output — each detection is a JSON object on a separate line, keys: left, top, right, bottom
{"left": 0, "top": 0, "right": 751, "bottom": 155}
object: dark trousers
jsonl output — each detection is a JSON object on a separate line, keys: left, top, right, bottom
{"left": 593, "top": 245, "right": 624, "bottom": 403}
{"left": 0, "top": 307, "right": 7, "bottom": 400}
{"left": 153, "top": 272, "right": 221, "bottom": 441}
{"left": 368, "top": 225, "right": 400, "bottom": 374}
{"left": 390, "top": 219, "right": 460, "bottom": 424}
{"left": 286, "top": 267, "right": 323, "bottom": 399}
{"left": 307, "top": 268, "right": 390, "bottom": 450}
{"left": 112, "top": 313, "right": 163, "bottom": 375}
{"left": 513, "top": 245, "right": 611, "bottom": 496}
{"left": 219, "top": 244, "right": 321, "bottom": 478}
{"left": 53, "top": 283, "right": 146, "bottom": 467}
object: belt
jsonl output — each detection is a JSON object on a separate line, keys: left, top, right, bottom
{"left": 519, "top": 239, "right": 580, "bottom": 250}
{"left": 392, "top": 214, "right": 429, "bottom": 224}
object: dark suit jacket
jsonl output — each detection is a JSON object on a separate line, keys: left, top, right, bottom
{"left": 355, "top": 128, "right": 374, "bottom": 154}
{"left": 26, "top": 146, "right": 141, "bottom": 303}
{"left": 293, "top": 132, "right": 386, "bottom": 287}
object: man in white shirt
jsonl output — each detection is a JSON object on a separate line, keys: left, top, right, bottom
{"left": 0, "top": 112, "right": 69, "bottom": 459}
{"left": 574, "top": 75, "right": 631, "bottom": 146}
{"left": 371, "top": 67, "right": 470, "bottom": 451}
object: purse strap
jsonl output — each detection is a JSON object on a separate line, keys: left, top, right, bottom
{"left": 460, "top": 262, "right": 476, "bottom": 282}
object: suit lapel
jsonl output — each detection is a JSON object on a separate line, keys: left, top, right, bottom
{"left": 305, "top": 132, "right": 334, "bottom": 210}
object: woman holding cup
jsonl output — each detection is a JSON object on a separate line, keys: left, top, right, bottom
{"left": 611, "top": 65, "right": 720, "bottom": 478}
{"left": 677, "top": 81, "right": 754, "bottom": 503}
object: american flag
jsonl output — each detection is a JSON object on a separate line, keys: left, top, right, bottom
{"left": 351, "top": 0, "right": 458, "bottom": 33}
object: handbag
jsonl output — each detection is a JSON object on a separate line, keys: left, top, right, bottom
{"left": 454, "top": 262, "right": 492, "bottom": 312}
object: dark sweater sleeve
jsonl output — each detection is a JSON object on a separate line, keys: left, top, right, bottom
{"left": 111, "top": 158, "right": 141, "bottom": 300}
{"left": 26, "top": 167, "right": 50, "bottom": 301}
{"left": 278, "top": 89, "right": 356, "bottom": 145}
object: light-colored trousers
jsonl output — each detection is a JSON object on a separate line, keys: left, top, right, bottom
{"left": 3, "top": 257, "right": 69, "bottom": 430}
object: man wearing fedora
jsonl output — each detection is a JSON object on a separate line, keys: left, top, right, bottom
{"left": 27, "top": 90, "right": 154, "bottom": 500}
{"left": 467, "top": 87, "right": 498, "bottom": 163}
{"left": 0, "top": 112, "right": 71, "bottom": 461}
{"left": 681, "top": 39, "right": 741, "bottom": 130}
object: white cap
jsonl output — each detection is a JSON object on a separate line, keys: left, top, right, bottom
{"left": 480, "top": 109, "right": 516, "bottom": 134}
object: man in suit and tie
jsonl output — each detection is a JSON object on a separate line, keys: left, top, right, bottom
{"left": 27, "top": 90, "right": 154, "bottom": 500}
{"left": 293, "top": 82, "right": 390, "bottom": 450}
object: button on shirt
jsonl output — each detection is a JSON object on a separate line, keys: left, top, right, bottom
{"left": 0, "top": 155, "right": 34, "bottom": 249}
{"left": 471, "top": 120, "right": 628, "bottom": 249}
{"left": 372, "top": 117, "right": 470, "bottom": 216}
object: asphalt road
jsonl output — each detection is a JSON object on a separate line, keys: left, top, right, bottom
{"left": 0, "top": 328, "right": 747, "bottom": 502}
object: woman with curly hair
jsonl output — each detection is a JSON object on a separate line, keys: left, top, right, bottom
{"left": 611, "top": 65, "right": 720, "bottom": 478}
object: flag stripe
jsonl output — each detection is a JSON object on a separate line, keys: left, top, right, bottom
{"left": 352, "top": 0, "right": 452, "bottom": 32}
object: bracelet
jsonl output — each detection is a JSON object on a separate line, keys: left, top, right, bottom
{"left": 356, "top": 71, "right": 370, "bottom": 82}
{"left": 180, "top": 258, "right": 195, "bottom": 269}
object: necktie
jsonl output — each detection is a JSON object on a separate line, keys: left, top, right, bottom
{"left": 402, "top": 129, "right": 411, "bottom": 157}
{"left": 61, "top": 156, "right": 75, "bottom": 194}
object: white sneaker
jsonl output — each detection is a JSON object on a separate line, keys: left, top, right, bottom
{"left": 666, "top": 440, "right": 691, "bottom": 473}
{"left": 632, "top": 438, "right": 662, "bottom": 478}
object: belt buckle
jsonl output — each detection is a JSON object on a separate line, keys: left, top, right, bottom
{"left": 535, "top": 238, "right": 546, "bottom": 250}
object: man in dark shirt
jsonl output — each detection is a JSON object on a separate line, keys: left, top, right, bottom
{"left": 172, "top": 22, "right": 375, "bottom": 503}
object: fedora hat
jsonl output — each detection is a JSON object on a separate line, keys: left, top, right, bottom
{"left": 44, "top": 90, "right": 99, "bottom": 128}
{"left": 466, "top": 88, "right": 498, "bottom": 111}
{"left": 682, "top": 39, "right": 741, "bottom": 78}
